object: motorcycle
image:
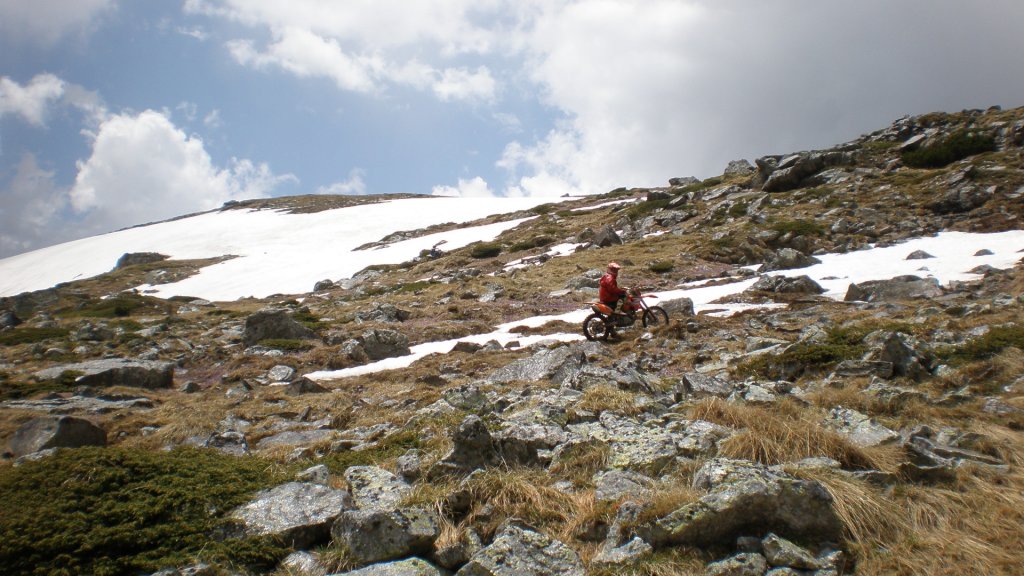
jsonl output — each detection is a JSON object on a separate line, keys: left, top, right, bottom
{"left": 583, "top": 285, "right": 669, "bottom": 341}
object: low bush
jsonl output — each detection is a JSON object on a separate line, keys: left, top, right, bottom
{"left": 625, "top": 198, "right": 671, "bottom": 220}
{"left": 0, "top": 327, "right": 69, "bottom": 346}
{"left": 902, "top": 130, "right": 996, "bottom": 168}
{"left": 259, "top": 338, "right": 316, "bottom": 351}
{"left": 470, "top": 242, "right": 502, "bottom": 259}
{"left": 648, "top": 260, "right": 675, "bottom": 274}
{"left": 0, "top": 447, "right": 293, "bottom": 576}
{"left": 770, "top": 218, "right": 826, "bottom": 237}
{"left": 940, "top": 324, "right": 1024, "bottom": 365}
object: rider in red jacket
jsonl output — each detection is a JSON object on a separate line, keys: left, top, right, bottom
{"left": 599, "top": 262, "right": 627, "bottom": 310}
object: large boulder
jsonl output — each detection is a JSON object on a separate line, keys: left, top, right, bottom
{"left": 659, "top": 296, "right": 695, "bottom": 318}
{"left": 456, "top": 523, "right": 585, "bottom": 576}
{"left": 228, "top": 482, "right": 353, "bottom": 548}
{"left": 331, "top": 507, "right": 440, "bottom": 565}
{"left": 591, "top": 225, "right": 623, "bottom": 247}
{"left": 34, "top": 358, "right": 174, "bottom": 389}
{"left": 114, "top": 252, "right": 168, "bottom": 269}
{"left": 345, "top": 466, "right": 412, "bottom": 511}
{"left": 758, "top": 248, "right": 821, "bottom": 273}
{"left": 359, "top": 329, "right": 411, "bottom": 361}
{"left": 750, "top": 275, "right": 825, "bottom": 295}
{"left": 637, "top": 458, "right": 842, "bottom": 548}
{"left": 487, "top": 343, "right": 596, "bottom": 385}
{"left": 7, "top": 415, "right": 107, "bottom": 457}
{"left": 243, "top": 309, "right": 318, "bottom": 347}
{"left": 844, "top": 275, "right": 943, "bottom": 302}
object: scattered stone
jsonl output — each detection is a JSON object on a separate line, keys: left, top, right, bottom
{"left": 824, "top": 407, "right": 899, "bottom": 447}
{"left": 682, "top": 372, "right": 735, "bottom": 398}
{"left": 758, "top": 249, "right": 822, "bottom": 272}
{"left": 268, "top": 365, "right": 297, "bottom": 382}
{"left": 242, "top": 308, "right": 318, "bottom": 347}
{"left": 345, "top": 466, "right": 412, "bottom": 511}
{"left": 705, "top": 553, "right": 769, "bottom": 576}
{"left": 331, "top": 507, "right": 440, "bottom": 565}
{"left": 7, "top": 415, "right": 106, "bottom": 457}
{"left": 359, "top": 329, "right": 411, "bottom": 361}
{"left": 229, "top": 482, "right": 353, "bottom": 548}
{"left": 337, "top": 557, "right": 447, "bottom": 575}
{"left": 204, "top": 431, "right": 249, "bottom": 456}
{"left": 592, "top": 536, "right": 653, "bottom": 568}
{"left": 905, "top": 250, "right": 935, "bottom": 260}
{"left": 845, "top": 275, "right": 943, "bottom": 302}
{"left": 593, "top": 469, "right": 657, "bottom": 502}
{"left": 457, "top": 522, "right": 585, "bottom": 576}
{"left": 762, "top": 533, "right": 823, "bottom": 570}
{"left": 285, "top": 376, "right": 329, "bottom": 396}
{"left": 357, "top": 303, "right": 411, "bottom": 323}
{"left": 34, "top": 358, "right": 174, "bottom": 389}
{"left": 638, "top": 458, "right": 842, "bottom": 548}
{"left": 114, "top": 252, "right": 168, "bottom": 269}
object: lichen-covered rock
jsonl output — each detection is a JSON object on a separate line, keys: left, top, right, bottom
{"left": 844, "top": 275, "right": 943, "bottom": 302}
{"left": 593, "top": 469, "right": 657, "bottom": 502}
{"left": 758, "top": 249, "right": 821, "bottom": 273}
{"left": 345, "top": 466, "right": 412, "bottom": 511}
{"left": 7, "top": 415, "right": 106, "bottom": 457}
{"left": 762, "top": 533, "right": 823, "bottom": 570}
{"left": 823, "top": 407, "right": 899, "bottom": 447}
{"left": 682, "top": 372, "right": 735, "bottom": 398}
{"left": 487, "top": 343, "right": 592, "bottom": 385}
{"left": 705, "top": 553, "right": 769, "bottom": 576}
{"left": 638, "top": 459, "right": 842, "bottom": 548}
{"left": 592, "top": 536, "right": 653, "bottom": 568}
{"left": 335, "top": 558, "right": 448, "bottom": 576}
{"left": 359, "top": 329, "right": 411, "bottom": 361}
{"left": 750, "top": 275, "right": 825, "bottom": 294}
{"left": 229, "top": 482, "right": 353, "bottom": 548}
{"left": 331, "top": 507, "right": 440, "bottom": 565}
{"left": 243, "top": 308, "right": 318, "bottom": 347}
{"left": 34, "top": 358, "right": 174, "bottom": 389}
{"left": 568, "top": 413, "right": 680, "bottom": 473}
{"left": 456, "top": 523, "right": 584, "bottom": 576}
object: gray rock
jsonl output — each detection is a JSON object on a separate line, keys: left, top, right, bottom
{"left": 682, "top": 373, "right": 735, "bottom": 398}
{"left": 428, "top": 415, "right": 536, "bottom": 479}
{"left": 285, "top": 376, "right": 329, "bottom": 395}
{"left": 243, "top": 308, "right": 318, "bottom": 347}
{"left": 0, "top": 309, "right": 21, "bottom": 329}
{"left": 331, "top": 507, "right": 440, "bottom": 565}
{"left": 204, "top": 431, "right": 249, "bottom": 456}
{"left": 487, "top": 343, "right": 592, "bottom": 385}
{"left": 705, "top": 553, "right": 769, "bottom": 576}
{"left": 280, "top": 550, "right": 328, "bottom": 576}
{"left": 114, "top": 252, "right": 167, "bottom": 269}
{"left": 638, "top": 458, "right": 842, "bottom": 548}
{"left": 750, "top": 275, "right": 825, "bottom": 295}
{"left": 359, "top": 329, "right": 411, "bottom": 361}
{"left": 256, "top": 429, "right": 335, "bottom": 449}
{"left": 823, "top": 407, "right": 899, "bottom": 447}
{"left": 313, "top": 279, "right": 335, "bottom": 292}
{"left": 335, "top": 558, "right": 448, "bottom": 576}
{"left": 229, "top": 482, "right": 353, "bottom": 548}
{"left": 592, "top": 536, "right": 653, "bottom": 568}
{"left": 762, "top": 533, "right": 823, "bottom": 570}
{"left": 396, "top": 449, "right": 424, "bottom": 482}
{"left": 268, "top": 365, "right": 297, "bottom": 382}
{"left": 593, "top": 469, "right": 657, "bottom": 502}
{"left": 148, "top": 563, "right": 217, "bottom": 576}
{"left": 759, "top": 249, "right": 821, "bottom": 273}
{"left": 670, "top": 176, "right": 701, "bottom": 187}
{"left": 456, "top": 523, "right": 584, "bottom": 576}
{"left": 929, "top": 184, "right": 994, "bottom": 214}
{"left": 674, "top": 419, "right": 735, "bottom": 457}
{"left": 357, "top": 303, "right": 411, "bottom": 323}
{"left": 905, "top": 250, "right": 935, "bottom": 260}
{"left": 844, "top": 275, "right": 943, "bottom": 302}
{"left": 660, "top": 296, "right": 695, "bottom": 317}
{"left": 864, "top": 331, "right": 934, "bottom": 381}
{"left": 900, "top": 425, "right": 1008, "bottom": 480}
{"left": 434, "top": 529, "right": 484, "bottom": 570}
{"left": 592, "top": 225, "right": 623, "bottom": 247}
{"left": 297, "top": 464, "right": 331, "bottom": 485}
{"left": 724, "top": 159, "right": 756, "bottom": 176}
{"left": 345, "top": 466, "right": 412, "bottom": 511}
{"left": 7, "top": 415, "right": 106, "bottom": 457}
{"left": 34, "top": 358, "right": 174, "bottom": 389}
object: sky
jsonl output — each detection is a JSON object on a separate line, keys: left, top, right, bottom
{"left": 2, "top": 1, "right": 1023, "bottom": 258}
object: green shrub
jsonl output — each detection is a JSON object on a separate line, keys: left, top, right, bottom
{"left": 470, "top": 242, "right": 502, "bottom": 259}
{"left": 0, "top": 447, "right": 293, "bottom": 576}
{"left": 625, "top": 198, "right": 671, "bottom": 220}
{"left": 259, "top": 338, "right": 315, "bottom": 351}
{"left": 770, "top": 219, "right": 826, "bottom": 237}
{"left": 292, "top": 311, "right": 327, "bottom": 331}
{"left": 61, "top": 294, "right": 167, "bottom": 319}
{"left": 509, "top": 236, "right": 554, "bottom": 253}
{"left": 0, "top": 327, "right": 70, "bottom": 346}
{"left": 529, "top": 203, "right": 557, "bottom": 215}
{"left": 902, "top": 130, "right": 997, "bottom": 168}
{"left": 320, "top": 428, "right": 422, "bottom": 472}
{"left": 648, "top": 260, "right": 675, "bottom": 274}
{"left": 940, "top": 324, "right": 1024, "bottom": 364}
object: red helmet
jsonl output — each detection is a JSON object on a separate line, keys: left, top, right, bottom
{"left": 607, "top": 262, "right": 621, "bottom": 273}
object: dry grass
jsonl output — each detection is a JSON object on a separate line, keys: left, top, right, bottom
{"left": 462, "top": 467, "right": 579, "bottom": 539}
{"left": 549, "top": 441, "right": 611, "bottom": 486}
{"left": 689, "top": 397, "right": 902, "bottom": 472}
{"left": 576, "top": 384, "right": 644, "bottom": 417}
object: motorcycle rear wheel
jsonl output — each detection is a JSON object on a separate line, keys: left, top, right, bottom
{"left": 642, "top": 306, "right": 669, "bottom": 328}
{"left": 583, "top": 313, "right": 610, "bottom": 341}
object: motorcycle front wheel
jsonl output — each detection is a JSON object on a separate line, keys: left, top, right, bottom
{"left": 583, "top": 313, "right": 610, "bottom": 341}
{"left": 642, "top": 306, "right": 669, "bottom": 328}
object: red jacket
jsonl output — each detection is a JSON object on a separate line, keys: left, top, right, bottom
{"left": 599, "top": 272, "right": 626, "bottom": 303}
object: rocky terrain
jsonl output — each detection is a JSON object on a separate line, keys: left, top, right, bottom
{"left": 1, "top": 105, "right": 1023, "bottom": 576}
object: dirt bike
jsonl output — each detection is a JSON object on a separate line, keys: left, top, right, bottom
{"left": 583, "top": 285, "right": 669, "bottom": 341}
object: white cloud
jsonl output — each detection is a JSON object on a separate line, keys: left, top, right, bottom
{"left": 0, "top": 154, "right": 72, "bottom": 257}
{"left": 431, "top": 176, "right": 495, "bottom": 198}
{"left": 316, "top": 169, "right": 367, "bottom": 195}
{"left": 0, "top": 74, "right": 66, "bottom": 126}
{"left": 0, "top": 0, "right": 113, "bottom": 47}
{"left": 432, "top": 66, "right": 497, "bottom": 103}
{"left": 70, "top": 109, "right": 296, "bottom": 235}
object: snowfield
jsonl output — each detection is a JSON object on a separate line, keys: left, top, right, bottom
{"left": 0, "top": 196, "right": 561, "bottom": 301}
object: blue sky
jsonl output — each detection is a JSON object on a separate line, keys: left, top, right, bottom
{"left": 2, "top": 0, "right": 1023, "bottom": 258}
